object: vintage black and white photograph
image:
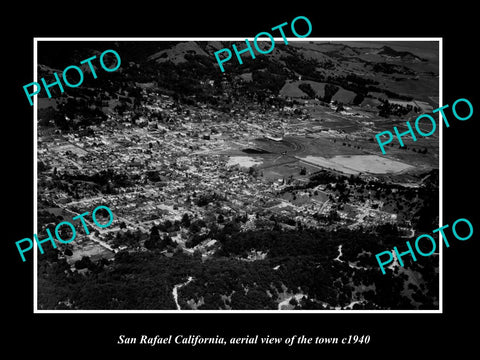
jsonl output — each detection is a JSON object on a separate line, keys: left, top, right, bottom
{"left": 35, "top": 39, "right": 440, "bottom": 311}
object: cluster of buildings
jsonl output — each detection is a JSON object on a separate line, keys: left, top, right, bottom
{"left": 37, "top": 91, "right": 404, "bottom": 257}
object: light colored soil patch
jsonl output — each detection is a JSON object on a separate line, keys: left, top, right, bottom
{"left": 331, "top": 155, "right": 413, "bottom": 174}
{"left": 50, "top": 143, "right": 88, "bottom": 156}
{"left": 278, "top": 293, "right": 306, "bottom": 310}
{"left": 299, "top": 155, "right": 413, "bottom": 174}
{"left": 227, "top": 156, "right": 263, "bottom": 168}
{"left": 239, "top": 72, "right": 252, "bottom": 82}
{"left": 67, "top": 241, "right": 114, "bottom": 264}
{"left": 299, "top": 155, "right": 359, "bottom": 175}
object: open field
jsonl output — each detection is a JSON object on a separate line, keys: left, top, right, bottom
{"left": 279, "top": 80, "right": 328, "bottom": 99}
{"left": 48, "top": 143, "right": 88, "bottom": 156}
{"left": 66, "top": 237, "right": 115, "bottom": 264}
{"left": 226, "top": 156, "right": 263, "bottom": 168}
{"left": 300, "top": 154, "right": 414, "bottom": 175}
{"left": 299, "top": 156, "right": 359, "bottom": 175}
{"left": 261, "top": 160, "right": 318, "bottom": 180}
{"left": 254, "top": 135, "right": 363, "bottom": 158}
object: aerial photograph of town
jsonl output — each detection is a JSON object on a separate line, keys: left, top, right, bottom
{"left": 36, "top": 39, "right": 440, "bottom": 310}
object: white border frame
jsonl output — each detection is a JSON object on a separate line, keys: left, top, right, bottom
{"left": 33, "top": 37, "right": 443, "bottom": 314}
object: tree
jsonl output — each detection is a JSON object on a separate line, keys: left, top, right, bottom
{"left": 162, "top": 235, "right": 174, "bottom": 248}
{"left": 323, "top": 84, "right": 339, "bottom": 103}
{"left": 327, "top": 209, "right": 341, "bottom": 222}
{"left": 353, "top": 93, "right": 365, "bottom": 105}
{"left": 158, "top": 219, "right": 173, "bottom": 232}
{"left": 75, "top": 256, "right": 94, "bottom": 270}
{"left": 189, "top": 219, "right": 206, "bottom": 233}
{"left": 145, "top": 226, "right": 161, "bottom": 250}
{"left": 298, "top": 83, "right": 316, "bottom": 99}
{"left": 181, "top": 213, "right": 191, "bottom": 227}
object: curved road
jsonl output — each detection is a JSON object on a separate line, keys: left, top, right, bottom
{"left": 172, "top": 276, "right": 193, "bottom": 310}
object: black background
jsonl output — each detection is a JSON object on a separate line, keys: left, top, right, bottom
{"left": 4, "top": 3, "right": 478, "bottom": 356}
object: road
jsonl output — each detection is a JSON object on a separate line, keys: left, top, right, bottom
{"left": 311, "top": 198, "right": 330, "bottom": 214}
{"left": 172, "top": 277, "right": 193, "bottom": 310}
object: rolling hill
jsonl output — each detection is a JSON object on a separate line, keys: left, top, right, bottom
{"left": 36, "top": 40, "right": 439, "bottom": 114}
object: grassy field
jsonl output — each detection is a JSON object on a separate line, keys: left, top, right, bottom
{"left": 332, "top": 88, "right": 357, "bottom": 104}
{"left": 279, "top": 80, "right": 326, "bottom": 98}
{"left": 297, "top": 154, "right": 414, "bottom": 175}
{"left": 329, "top": 155, "right": 413, "bottom": 174}
{"left": 261, "top": 160, "right": 318, "bottom": 180}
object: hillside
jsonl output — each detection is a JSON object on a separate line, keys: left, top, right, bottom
{"left": 36, "top": 40, "right": 439, "bottom": 127}
{"left": 377, "top": 45, "right": 426, "bottom": 62}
